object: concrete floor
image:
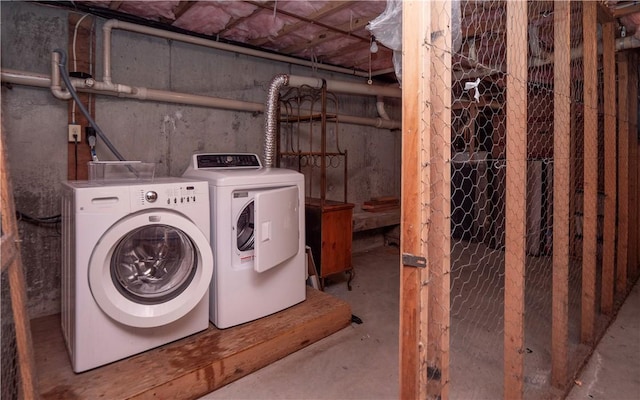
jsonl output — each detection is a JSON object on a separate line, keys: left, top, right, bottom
{"left": 202, "top": 245, "right": 639, "bottom": 400}
{"left": 206, "top": 246, "right": 400, "bottom": 399}
{"left": 566, "top": 281, "right": 640, "bottom": 400}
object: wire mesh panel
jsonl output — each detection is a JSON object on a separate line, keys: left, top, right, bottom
{"left": 1, "top": 273, "right": 21, "bottom": 399}
{"left": 402, "top": 1, "right": 640, "bottom": 399}
{"left": 449, "top": 1, "right": 509, "bottom": 398}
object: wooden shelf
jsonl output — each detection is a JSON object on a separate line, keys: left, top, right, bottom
{"left": 33, "top": 287, "right": 351, "bottom": 399}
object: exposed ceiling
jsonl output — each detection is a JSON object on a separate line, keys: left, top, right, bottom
{"left": 43, "top": 1, "right": 640, "bottom": 84}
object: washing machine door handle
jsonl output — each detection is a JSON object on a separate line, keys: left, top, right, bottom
{"left": 253, "top": 186, "right": 300, "bottom": 273}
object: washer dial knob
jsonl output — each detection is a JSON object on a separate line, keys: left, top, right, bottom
{"left": 145, "top": 191, "right": 158, "bottom": 203}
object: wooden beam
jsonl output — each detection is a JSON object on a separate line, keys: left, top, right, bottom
{"left": 551, "top": 0, "right": 570, "bottom": 389}
{"left": 108, "top": 1, "right": 123, "bottom": 10}
{"left": 1, "top": 127, "right": 38, "bottom": 399}
{"left": 581, "top": 1, "right": 598, "bottom": 345}
{"left": 617, "top": 52, "right": 630, "bottom": 295}
{"left": 427, "top": 2, "right": 451, "bottom": 399}
{"left": 601, "top": 21, "right": 617, "bottom": 315}
{"left": 597, "top": 2, "right": 616, "bottom": 23}
{"left": 630, "top": 54, "right": 640, "bottom": 281}
{"left": 629, "top": 88, "right": 638, "bottom": 283}
{"left": 33, "top": 288, "right": 351, "bottom": 399}
{"left": 67, "top": 14, "right": 96, "bottom": 180}
{"left": 504, "top": 1, "right": 527, "bottom": 398}
{"left": 173, "top": 1, "right": 197, "bottom": 20}
{"left": 611, "top": 4, "right": 640, "bottom": 18}
{"left": 250, "top": 1, "right": 353, "bottom": 47}
{"left": 399, "top": 1, "right": 430, "bottom": 398}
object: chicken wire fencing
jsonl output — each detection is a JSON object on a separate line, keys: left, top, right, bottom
{"left": 1, "top": 273, "right": 21, "bottom": 399}
{"left": 408, "top": 1, "right": 639, "bottom": 399}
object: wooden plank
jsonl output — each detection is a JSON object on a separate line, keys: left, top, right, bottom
{"left": 630, "top": 53, "right": 640, "bottom": 281}
{"left": 400, "top": 1, "right": 429, "bottom": 398}
{"left": 611, "top": 4, "right": 640, "bottom": 18}
{"left": 581, "top": 1, "right": 598, "bottom": 345}
{"left": 1, "top": 124, "right": 39, "bottom": 399}
{"left": 597, "top": 2, "right": 616, "bottom": 23}
{"left": 33, "top": 287, "right": 351, "bottom": 399}
{"left": 601, "top": 21, "right": 617, "bottom": 315}
{"left": 504, "top": 1, "right": 527, "bottom": 398}
{"left": 427, "top": 2, "right": 451, "bottom": 399}
{"left": 352, "top": 209, "right": 400, "bottom": 232}
{"left": 617, "top": 52, "right": 630, "bottom": 295}
{"left": 67, "top": 14, "right": 96, "bottom": 180}
{"left": 551, "top": 0, "right": 570, "bottom": 389}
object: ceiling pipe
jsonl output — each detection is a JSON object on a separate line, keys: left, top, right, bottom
{"left": 376, "top": 95, "right": 391, "bottom": 121}
{"left": 1, "top": 66, "right": 400, "bottom": 129}
{"left": 451, "top": 33, "right": 640, "bottom": 80}
{"left": 529, "top": 33, "right": 640, "bottom": 67}
{"left": 102, "top": 19, "right": 392, "bottom": 83}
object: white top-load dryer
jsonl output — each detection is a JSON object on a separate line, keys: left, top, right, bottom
{"left": 183, "top": 153, "right": 306, "bottom": 328}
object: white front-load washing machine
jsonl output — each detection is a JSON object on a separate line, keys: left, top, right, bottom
{"left": 183, "top": 153, "right": 306, "bottom": 329}
{"left": 61, "top": 178, "right": 213, "bottom": 372}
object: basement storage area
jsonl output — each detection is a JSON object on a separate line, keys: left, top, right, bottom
{"left": 1, "top": 1, "right": 639, "bottom": 400}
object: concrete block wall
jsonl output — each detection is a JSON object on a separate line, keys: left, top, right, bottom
{"left": 1, "top": 2, "right": 401, "bottom": 318}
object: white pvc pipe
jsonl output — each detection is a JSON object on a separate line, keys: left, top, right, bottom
{"left": 1, "top": 67, "right": 400, "bottom": 129}
{"left": 529, "top": 35, "right": 640, "bottom": 67}
{"left": 102, "top": 19, "right": 387, "bottom": 82}
{"left": 2, "top": 69, "right": 50, "bottom": 88}
{"left": 376, "top": 95, "right": 391, "bottom": 120}
{"left": 287, "top": 75, "right": 401, "bottom": 98}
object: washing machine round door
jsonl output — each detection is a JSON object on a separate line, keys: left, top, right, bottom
{"left": 88, "top": 210, "right": 213, "bottom": 328}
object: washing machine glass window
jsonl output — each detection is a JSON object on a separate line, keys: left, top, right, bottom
{"left": 111, "top": 224, "right": 197, "bottom": 304}
{"left": 236, "top": 201, "right": 255, "bottom": 252}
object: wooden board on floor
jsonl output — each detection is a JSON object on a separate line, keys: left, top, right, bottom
{"left": 33, "top": 287, "right": 351, "bottom": 399}
{"left": 353, "top": 209, "right": 400, "bottom": 232}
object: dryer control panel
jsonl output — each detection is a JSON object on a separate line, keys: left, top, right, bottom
{"left": 194, "top": 153, "right": 262, "bottom": 169}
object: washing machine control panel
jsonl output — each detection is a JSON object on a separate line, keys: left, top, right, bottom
{"left": 195, "top": 153, "right": 261, "bottom": 169}
{"left": 132, "top": 182, "right": 207, "bottom": 209}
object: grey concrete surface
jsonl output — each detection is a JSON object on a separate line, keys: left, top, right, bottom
{"left": 202, "top": 245, "right": 639, "bottom": 400}
{"left": 566, "top": 281, "right": 640, "bottom": 400}
{"left": 1, "top": 1, "right": 401, "bottom": 319}
{"left": 203, "top": 246, "right": 401, "bottom": 400}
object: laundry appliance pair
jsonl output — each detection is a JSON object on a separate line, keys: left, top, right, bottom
{"left": 62, "top": 154, "right": 306, "bottom": 372}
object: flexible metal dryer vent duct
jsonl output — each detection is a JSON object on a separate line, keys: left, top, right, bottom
{"left": 263, "top": 74, "right": 289, "bottom": 168}
{"left": 263, "top": 74, "right": 396, "bottom": 168}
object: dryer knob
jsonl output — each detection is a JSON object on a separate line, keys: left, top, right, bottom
{"left": 145, "top": 191, "right": 158, "bottom": 203}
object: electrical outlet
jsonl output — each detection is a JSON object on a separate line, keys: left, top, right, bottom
{"left": 68, "top": 124, "right": 82, "bottom": 142}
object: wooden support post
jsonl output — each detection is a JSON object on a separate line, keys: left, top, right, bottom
{"left": 616, "top": 52, "right": 629, "bottom": 295}
{"left": 601, "top": 21, "right": 617, "bottom": 315}
{"left": 67, "top": 14, "right": 95, "bottom": 180}
{"left": 1, "top": 126, "right": 38, "bottom": 399}
{"left": 581, "top": 1, "right": 598, "bottom": 345}
{"left": 504, "top": 1, "right": 527, "bottom": 398}
{"left": 427, "top": 2, "right": 451, "bottom": 399}
{"left": 630, "top": 55, "right": 640, "bottom": 280}
{"left": 400, "top": 1, "right": 430, "bottom": 398}
{"left": 551, "top": 0, "right": 570, "bottom": 388}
